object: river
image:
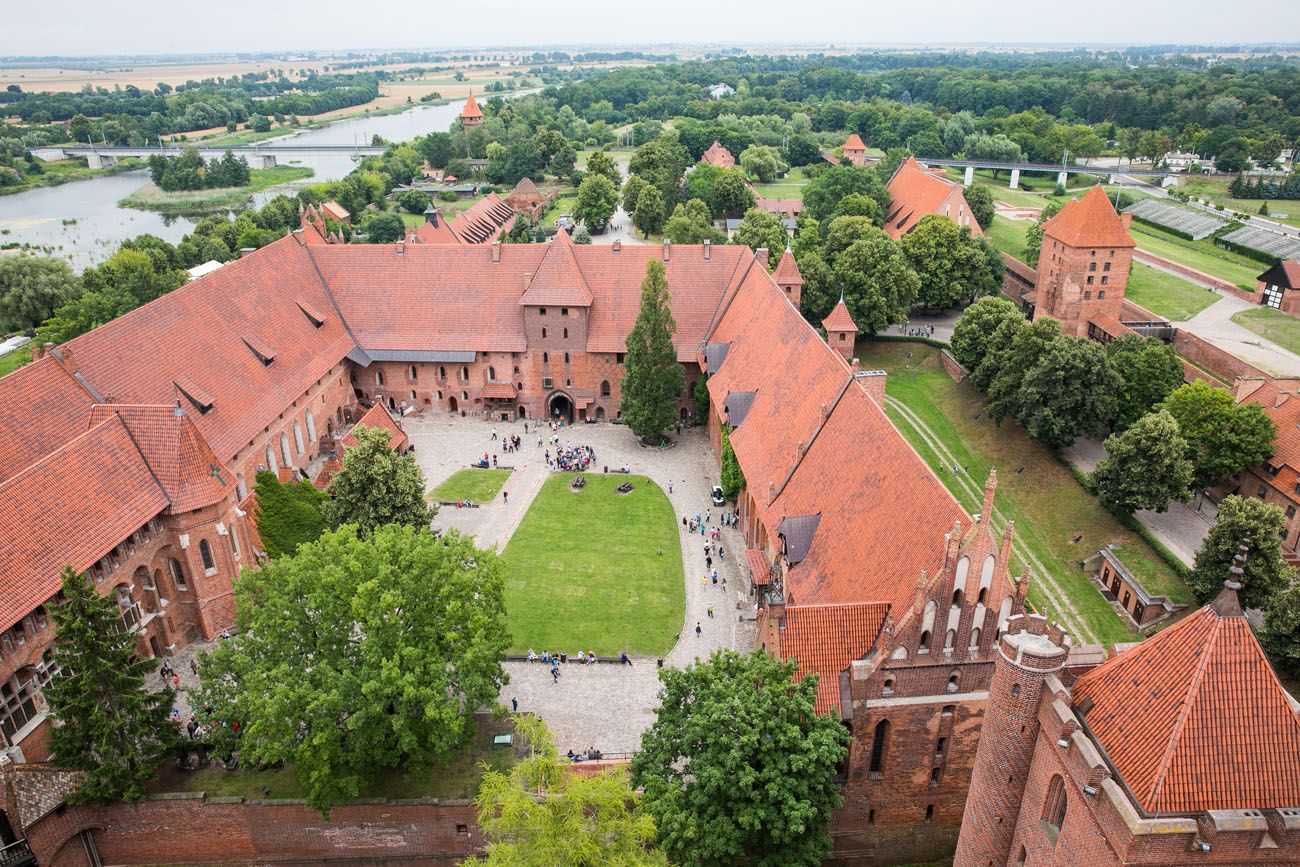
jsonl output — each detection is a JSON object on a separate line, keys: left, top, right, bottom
{"left": 0, "top": 97, "right": 498, "bottom": 270}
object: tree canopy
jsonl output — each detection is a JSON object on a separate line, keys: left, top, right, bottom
{"left": 801, "top": 164, "right": 890, "bottom": 227}
{"left": 950, "top": 296, "right": 1025, "bottom": 376}
{"left": 46, "top": 567, "right": 176, "bottom": 805}
{"left": 900, "top": 215, "right": 999, "bottom": 310}
{"left": 1190, "top": 495, "right": 1293, "bottom": 610}
{"left": 252, "top": 470, "right": 330, "bottom": 558}
{"left": 465, "top": 716, "right": 665, "bottom": 867}
{"left": 733, "top": 208, "right": 788, "bottom": 268}
{"left": 620, "top": 260, "right": 684, "bottom": 442}
{"left": 1091, "top": 410, "right": 1194, "bottom": 514}
{"left": 193, "top": 524, "right": 509, "bottom": 813}
{"left": 1106, "top": 334, "right": 1186, "bottom": 432}
{"left": 322, "top": 424, "right": 436, "bottom": 536}
{"left": 832, "top": 230, "right": 919, "bottom": 335}
{"left": 963, "top": 183, "right": 996, "bottom": 230}
{"left": 1160, "top": 381, "right": 1277, "bottom": 489}
{"left": 631, "top": 650, "right": 850, "bottom": 867}
{"left": 574, "top": 173, "right": 619, "bottom": 233}
{"left": 0, "top": 255, "right": 82, "bottom": 333}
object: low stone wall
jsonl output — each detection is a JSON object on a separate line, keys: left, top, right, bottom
{"left": 1172, "top": 329, "right": 1267, "bottom": 383}
{"left": 1132, "top": 248, "right": 1255, "bottom": 301}
{"left": 1002, "top": 253, "right": 1037, "bottom": 301}
{"left": 941, "top": 349, "right": 969, "bottom": 383}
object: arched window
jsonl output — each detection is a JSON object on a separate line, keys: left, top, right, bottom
{"left": 564, "top": 352, "right": 570, "bottom": 364}
{"left": 439, "top": 365, "right": 446, "bottom": 380}
{"left": 229, "top": 524, "right": 241, "bottom": 558}
{"left": 305, "top": 410, "right": 316, "bottom": 442}
{"left": 977, "top": 587, "right": 987, "bottom": 605}
{"left": 869, "top": 719, "right": 889, "bottom": 775}
{"left": 1016, "top": 845, "right": 1028, "bottom": 866}
{"left": 489, "top": 366, "right": 497, "bottom": 381}
{"left": 919, "top": 630, "right": 931, "bottom": 652}
{"left": 969, "top": 627, "right": 982, "bottom": 649}
{"left": 265, "top": 446, "right": 278, "bottom": 474}
{"left": 947, "top": 671, "right": 960, "bottom": 693}
{"left": 600, "top": 380, "right": 611, "bottom": 397}
{"left": 542, "top": 327, "right": 548, "bottom": 339}
{"left": 543, "top": 352, "right": 549, "bottom": 364}
{"left": 935, "top": 736, "right": 946, "bottom": 756}
{"left": 409, "top": 365, "right": 418, "bottom": 380}
{"left": 410, "top": 390, "right": 417, "bottom": 401}
{"left": 199, "top": 539, "right": 216, "bottom": 572}
{"left": 1042, "top": 774, "right": 1067, "bottom": 841}
{"left": 236, "top": 472, "right": 247, "bottom": 500}
{"left": 891, "top": 645, "right": 909, "bottom": 661}
{"left": 563, "top": 327, "right": 568, "bottom": 339}
{"left": 169, "top": 558, "right": 188, "bottom": 592}
{"left": 375, "top": 370, "right": 384, "bottom": 386}
{"left": 1011, "top": 683, "right": 1021, "bottom": 699}
{"left": 954, "top": 555, "right": 970, "bottom": 590}
{"left": 882, "top": 676, "right": 895, "bottom": 696}
{"left": 944, "top": 629, "right": 956, "bottom": 651}
{"left": 115, "top": 585, "right": 139, "bottom": 630}
{"left": 280, "top": 433, "right": 292, "bottom": 466}
{"left": 461, "top": 366, "right": 469, "bottom": 381}
{"left": 293, "top": 420, "right": 304, "bottom": 455}
{"left": 924, "top": 805, "right": 934, "bottom": 822}
{"left": 952, "top": 588, "right": 963, "bottom": 607}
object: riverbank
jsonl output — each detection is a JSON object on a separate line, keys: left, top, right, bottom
{"left": 0, "top": 158, "right": 145, "bottom": 196}
{"left": 117, "top": 166, "right": 314, "bottom": 214}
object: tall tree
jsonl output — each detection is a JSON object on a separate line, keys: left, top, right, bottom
{"left": 1160, "top": 380, "right": 1277, "bottom": 489}
{"left": 832, "top": 231, "right": 919, "bottom": 335}
{"left": 193, "top": 525, "right": 509, "bottom": 813}
{"left": 1261, "top": 575, "right": 1300, "bottom": 678}
{"left": 45, "top": 567, "right": 176, "bottom": 805}
{"left": 632, "top": 185, "right": 667, "bottom": 238}
{"left": 1106, "top": 334, "right": 1185, "bottom": 431}
{"left": 739, "top": 144, "right": 786, "bottom": 183}
{"left": 963, "top": 183, "right": 996, "bottom": 230}
{"left": 802, "top": 165, "right": 891, "bottom": 226}
{"left": 1189, "top": 495, "right": 1291, "bottom": 609}
{"left": 900, "top": 215, "right": 998, "bottom": 309}
{"left": 631, "top": 650, "right": 850, "bottom": 867}
{"left": 0, "top": 255, "right": 82, "bottom": 333}
{"left": 709, "top": 170, "right": 756, "bottom": 217}
{"left": 987, "top": 318, "right": 1061, "bottom": 425}
{"left": 664, "top": 199, "right": 724, "bottom": 245}
{"left": 733, "top": 208, "right": 787, "bottom": 268}
{"left": 464, "top": 716, "right": 666, "bottom": 867}
{"left": 1091, "top": 410, "right": 1194, "bottom": 513}
{"left": 1024, "top": 202, "right": 1061, "bottom": 267}
{"left": 1014, "top": 334, "right": 1121, "bottom": 449}
{"left": 252, "top": 470, "right": 330, "bottom": 558}
{"left": 621, "top": 260, "right": 684, "bottom": 442}
{"left": 584, "top": 151, "right": 622, "bottom": 186}
{"left": 574, "top": 173, "right": 619, "bottom": 233}
{"left": 950, "top": 296, "right": 1025, "bottom": 375}
{"left": 323, "top": 424, "right": 436, "bottom": 535}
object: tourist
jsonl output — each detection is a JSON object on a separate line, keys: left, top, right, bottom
{"left": 511, "top": 697, "right": 517, "bottom": 712}
{"left": 492, "top": 454, "right": 498, "bottom": 467}
{"left": 527, "top": 648, "right": 537, "bottom": 662}
{"left": 551, "top": 665, "right": 560, "bottom": 683}
{"left": 706, "top": 556, "right": 712, "bottom": 570}
{"left": 619, "top": 652, "right": 632, "bottom": 666}
{"left": 695, "top": 622, "right": 702, "bottom": 637}
{"left": 719, "top": 546, "right": 725, "bottom": 560}
{"left": 541, "top": 650, "right": 551, "bottom": 664}
{"left": 708, "top": 605, "right": 714, "bottom": 618}
{"left": 503, "top": 490, "right": 508, "bottom": 504}
{"left": 668, "top": 480, "right": 673, "bottom": 494}
{"left": 587, "top": 651, "right": 596, "bottom": 664}
{"left": 189, "top": 659, "right": 198, "bottom": 676}
{"left": 491, "top": 427, "right": 498, "bottom": 440}
{"left": 711, "top": 571, "right": 717, "bottom": 585}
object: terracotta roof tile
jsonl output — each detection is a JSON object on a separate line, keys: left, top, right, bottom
{"left": 1043, "top": 186, "right": 1135, "bottom": 249}
{"left": 822, "top": 300, "right": 857, "bottom": 333}
{"left": 0, "top": 415, "right": 168, "bottom": 631}
{"left": 342, "top": 403, "right": 408, "bottom": 453}
{"left": 772, "top": 248, "right": 803, "bottom": 285}
{"left": 461, "top": 91, "right": 483, "bottom": 120}
{"left": 0, "top": 355, "right": 97, "bottom": 484}
{"left": 883, "top": 158, "right": 983, "bottom": 240}
{"left": 520, "top": 230, "right": 594, "bottom": 307}
{"left": 449, "top": 193, "right": 515, "bottom": 244}
{"left": 1236, "top": 378, "right": 1300, "bottom": 474}
{"left": 1072, "top": 591, "right": 1300, "bottom": 813}
{"left": 482, "top": 382, "right": 518, "bottom": 399}
{"left": 844, "top": 134, "right": 866, "bottom": 151}
{"left": 700, "top": 141, "right": 735, "bottom": 168}
{"left": 777, "top": 602, "right": 889, "bottom": 713}
{"left": 412, "top": 215, "right": 462, "bottom": 244}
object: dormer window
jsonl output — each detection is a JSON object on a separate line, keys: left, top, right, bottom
{"left": 242, "top": 335, "right": 275, "bottom": 366}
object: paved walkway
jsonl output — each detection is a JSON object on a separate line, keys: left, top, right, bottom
{"left": 1063, "top": 437, "right": 1213, "bottom": 566}
{"left": 1177, "top": 291, "right": 1300, "bottom": 378}
{"left": 404, "top": 415, "right": 754, "bottom": 755}
{"left": 888, "top": 310, "right": 961, "bottom": 344}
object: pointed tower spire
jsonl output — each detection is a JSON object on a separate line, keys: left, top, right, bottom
{"left": 981, "top": 468, "right": 998, "bottom": 522}
{"left": 1210, "top": 540, "right": 1249, "bottom": 617}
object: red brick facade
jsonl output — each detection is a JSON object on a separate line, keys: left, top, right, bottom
{"left": 1032, "top": 188, "right": 1135, "bottom": 337}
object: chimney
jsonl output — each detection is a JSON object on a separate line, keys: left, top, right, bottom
{"left": 425, "top": 206, "right": 439, "bottom": 226}
{"left": 51, "top": 346, "right": 77, "bottom": 376}
{"left": 851, "top": 357, "right": 861, "bottom": 374}
{"left": 291, "top": 228, "right": 306, "bottom": 246}
{"left": 612, "top": 240, "right": 621, "bottom": 254}
{"left": 755, "top": 247, "right": 769, "bottom": 265}
{"left": 663, "top": 239, "right": 671, "bottom": 262}
{"left": 35, "top": 342, "right": 50, "bottom": 361}
{"left": 491, "top": 241, "right": 501, "bottom": 263}
{"left": 395, "top": 240, "right": 404, "bottom": 255}
{"left": 703, "top": 239, "right": 711, "bottom": 261}
{"left": 854, "top": 369, "right": 888, "bottom": 407}
{"left": 239, "top": 247, "right": 257, "bottom": 258}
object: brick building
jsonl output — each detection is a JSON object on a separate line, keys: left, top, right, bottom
{"left": 1224, "top": 376, "right": 1300, "bottom": 562}
{"left": 459, "top": 90, "right": 483, "bottom": 128}
{"left": 700, "top": 140, "right": 735, "bottom": 169}
{"left": 956, "top": 570, "right": 1300, "bottom": 866}
{"left": 1252, "top": 260, "right": 1300, "bottom": 316}
{"left": 883, "top": 157, "right": 984, "bottom": 241}
{"left": 1030, "top": 187, "right": 1136, "bottom": 337}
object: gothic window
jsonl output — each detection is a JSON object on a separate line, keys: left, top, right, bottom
{"left": 461, "top": 366, "right": 469, "bottom": 381}
{"left": 869, "top": 719, "right": 889, "bottom": 776}
{"left": 882, "top": 676, "right": 895, "bottom": 696}
{"left": 439, "top": 366, "right": 447, "bottom": 379}
{"left": 305, "top": 411, "right": 316, "bottom": 442}
{"left": 116, "top": 585, "right": 139, "bottom": 630}
{"left": 969, "top": 627, "right": 981, "bottom": 648}
{"left": 564, "top": 352, "right": 570, "bottom": 364}
{"left": 199, "top": 539, "right": 216, "bottom": 573}
{"left": 375, "top": 370, "right": 385, "bottom": 386}
{"left": 409, "top": 365, "right": 418, "bottom": 380}
{"left": 1016, "top": 845, "right": 1027, "bottom": 866}
{"left": 947, "top": 671, "right": 961, "bottom": 693}
{"left": 944, "top": 629, "right": 956, "bottom": 652}
{"left": 236, "top": 473, "right": 247, "bottom": 500}
{"left": 1042, "top": 774, "right": 1068, "bottom": 842}
{"left": 230, "top": 524, "right": 241, "bottom": 558}
{"left": 1011, "top": 683, "right": 1021, "bottom": 699}
{"left": 543, "top": 352, "right": 549, "bottom": 364}
{"left": 925, "top": 805, "right": 934, "bottom": 822}
{"left": 563, "top": 328, "right": 569, "bottom": 339}
{"left": 542, "top": 327, "right": 548, "bottom": 339}
{"left": 280, "top": 433, "right": 292, "bottom": 466}
{"left": 293, "top": 421, "right": 304, "bottom": 455}
{"left": 265, "top": 446, "right": 278, "bottom": 474}
{"left": 169, "top": 558, "right": 188, "bottom": 592}
{"left": 935, "top": 737, "right": 946, "bottom": 756}
{"left": 489, "top": 366, "right": 497, "bottom": 381}
{"left": 919, "top": 630, "right": 931, "bottom": 652}
{"left": 600, "top": 380, "right": 611, "bottom": 397}
{"left": 952, "top": 589, "right": 963, "bottom": 606}
{"left": 0, "top": 672, "right": 41, "bottom": 742}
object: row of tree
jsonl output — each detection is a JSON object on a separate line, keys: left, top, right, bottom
{"left": 146, "top": 149, "right": 251, "bottom": 192}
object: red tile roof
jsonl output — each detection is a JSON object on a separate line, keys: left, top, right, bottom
{"left": 63, "top": 235, "right": 357, "bottom": 462}
{"left": 412, "top": 214, "right": 463, "bottom": 245}
{"left": 883, "top": 157, "right": 983, "bottom": 240}
{"left": 461, "top": 90, "right": 483, "bottom": 121}
{"left": 1235, "top": 378, "right": 1300, "bottom": 474}
{"left": 321, "top": 201, "right": 350, "bottom": 222}
{"left": 87, "top": 404, "right": 236, "bottom": 513}
{"left": 520, "top": 229, "right": 594, "bottom": 307}
{"left": 482, "top": 382, "right": 518, "bottom": 399}
{"left": 342, "top": 403, "right": 408, "bottom": 453}
{"left": 843, "top": 134, "right": 866, "bottom": 151}
{"left": 1042, "top": 186, "right": 1135, "bottom": 249}
{"left": 822, "top": 300, "right": 857, "bottom": 333}
{"left": 772, "top": 248, "right": 803, "bottom": 286}
{"left": 449, "top": 193, "right": 515, "bottom": 244}
{"left": 0, "top": 354, "right": 97, "bottom": 484}
{"left": 1087, "top": 313, "right": 1131, "bottom": 339}
{"left": 506, "top": 177, "right": 544, "bottom": 212}
{"left": 777, "top": 602, "right": 889, "bottom": 713}
{"left": 1072, "top": 585, "right": 1300, "bottom": 813}
{"left": 0, "top": 415, "right": 168, "bottom": 631}
{"left": 700, "top": 141, "right": 735, "bottom": 168}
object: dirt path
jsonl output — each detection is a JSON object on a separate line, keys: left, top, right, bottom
{"left": 885, "top": 396, "right": 1099, "bottom": 644}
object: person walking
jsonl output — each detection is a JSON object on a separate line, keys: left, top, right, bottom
{"left": 503, "top": 490, "right": 509, "bottom": 504}
{"left": 707, "top": 605, "right": 714, "bottom": 619}
{"left": 511, "top": 697, "right": 518, "bottom": 713}
{"left": 551, "top": 665, "right": 560, "bottom": 683}
{"left": 695, "top": 622, "right": 702, "bottom": 637}
{"left": 189, "top": 659, "right": 198, "bottom": 676}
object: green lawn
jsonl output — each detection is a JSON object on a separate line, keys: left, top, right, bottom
{"left": 118, "top": 166, "right": 314, "bottom": 214}
{"left": 1128, "top": 222, "right": 1264, "bottom": 290}
{"left": 1231, "top": 307, "right": 1300, "bottom": 356}
{"left": 945, "top": 167, "right": 1051, "bottom": 209}
{"left": 985, "top": 214, "right": 1030, "bottom": 260}
{"left": 431, "top": 468, "right": 512, "bottom": 503}
{"left": 502, "top": 472, "right": 683, "bottom": 656}
{"left": 1125, "top": 262, "right": 1220, "bottom": 321}
{"left": 0, "top": 345, "right": 32, "bottom": 378}
{"left": 752, "top": 183, "right": 805, "bottom": 201}
{"left": 150, "top": 716, "right": 516, "bottom": 800}
{"left": 857, "top": 340, "right": 1191, "bottom": 643}
{"left": 1108, "top": 544, "right": 1191, "bottom": 604}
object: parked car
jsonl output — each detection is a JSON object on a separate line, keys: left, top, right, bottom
{"left": 711, "top": 485, "right": 725, "bottom": 506}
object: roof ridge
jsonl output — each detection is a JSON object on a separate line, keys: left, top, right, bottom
{"left": 768, "top": 373, "right": 856, "bottom": 506}
{"left": 703, "top": 251, "right": 760, "bottom": 345}
{"left": 1145, "top": 611, "right": 1222, "bottom": 809}
{"left": 0, "top": 414, "right": 129, "bottom": 494}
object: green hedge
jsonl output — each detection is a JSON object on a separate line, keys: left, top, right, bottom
{"left": 1214, "top": 235, "right": 1280, "bottom": 266}
{"left": 865, "top": 334, "right": 951, "bottom": 350}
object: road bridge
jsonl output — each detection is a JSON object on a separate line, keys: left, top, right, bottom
{"left": 34, "top": 143, "right": 387, "bottom": 169}
{"left": 918, "top": 157, "right": 1231, "bottom": 190}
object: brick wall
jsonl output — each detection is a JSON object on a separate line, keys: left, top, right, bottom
{"left": 1035, "top": 235, "right": 1132, "bottom": 338}
{"left": 1003, "top": 254, "right": 1037, "bottom": 301}
{"left": 23, "top": 792, "right": 481, "bottom": 866}
{"left": 940, "top": 350, "right": 969, "bottom": 383}
{"left": 1132, "top": 249, "right": 1254, "bottom": 300}
{"left": 1172, "top": 330, "right": 1268, "bottom": 382}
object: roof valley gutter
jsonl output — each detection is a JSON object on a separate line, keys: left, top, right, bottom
{"left": 300, "top": 243, "right": 366, "bottom": 360}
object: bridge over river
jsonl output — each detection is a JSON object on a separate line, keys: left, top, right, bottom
{"left": 33, "top": 143, "right": 387, "bottom": 169}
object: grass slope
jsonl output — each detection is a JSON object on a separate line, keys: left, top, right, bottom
{"left": 1125, "top": 263, "right": 1219, "bottom": 321}
{"left": 858, "top": 341, "right": 1191, "bottom": 643}
{"left": 985, "top": 214, "right": 1030, "bottom": 260}
{"left": 431, "top": 468, "right": 512, "bottom": 503}
{"left": 0, "top": 345, "right": 32, "bottom": 378}
{"left": 1231, "top": 307, "right": 1300, "bottom": 356}
{"left": 1128, "top": 222, "right": 1263, "bottom": 290}
{"left": 502, "top": 472, "right": 683, "bottom": 656}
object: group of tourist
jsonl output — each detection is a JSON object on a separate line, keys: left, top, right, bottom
{"left": 527, "top": 648, "right": 612, "bottom": 666}
{"left": 549, "top": 443, "right": 596, "bottom": 471}
{"left": 897, "top": 321, "right": 936, "bottom": 338}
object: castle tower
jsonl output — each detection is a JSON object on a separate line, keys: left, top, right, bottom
{"left": 1033, "top": 187, "right": 1135, "bottom": 337}
{"left": 953, "top": 613, "right": 1069, "bottom": 867}
{"left": 843, "top": 133, "right": 867, "bottom": 166}
{"left": 772, "top": 245, "right": 803, "bottom": 309}
{"left": 822, "top": 297, "right": 858, "bottom": 360}
{"left": 460, "top": 90, "right": 484, "bottom": 129}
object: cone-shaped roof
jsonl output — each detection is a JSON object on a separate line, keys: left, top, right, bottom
{"left": 822, "top": 300, "right": 857, "bottom": 333}
{"left": 773, "top": 248, "right": 803, "bottom": 286}
{"left": 1042, "top": 186, "right": 1135, "bottom": 248}
{"left": 519, "top": 228, "right": 593, "bottom": 307}
{"left": 461, "top": 90, "right": 484, "bottom": 121}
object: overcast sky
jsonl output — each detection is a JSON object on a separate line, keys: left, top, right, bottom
{"left": 3, "top": 0, "right": 1299, "bottom": 57}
